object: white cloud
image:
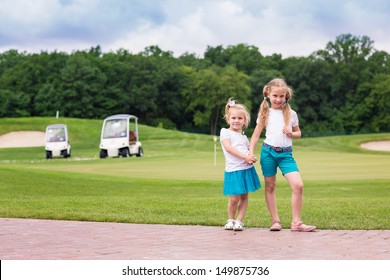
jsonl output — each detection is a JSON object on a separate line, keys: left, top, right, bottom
{"left": 109, "top": 0, "right": 335, "bottom": 57}
{"left": 1, "top": 0, "right": 389, "bottom": 57}
{"left": 0, "top": 0, "right": 59, "bottom": 36}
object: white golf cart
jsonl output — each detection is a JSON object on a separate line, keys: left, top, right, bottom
{"left": 45, "top": 124, "right": 71, "bottom": 159}
{"left": 99, "top": 114, "right": 143, "bottom": 158}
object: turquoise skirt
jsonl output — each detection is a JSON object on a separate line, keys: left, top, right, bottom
{"left": 223, "top": 166, "right": 261, "bottom": 196}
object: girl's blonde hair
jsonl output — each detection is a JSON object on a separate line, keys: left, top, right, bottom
{"left": 224, "top": 98, "right": 251, "bottom": 130}
{"left": 257, "top": 78, "right": 293, "bottom": 128}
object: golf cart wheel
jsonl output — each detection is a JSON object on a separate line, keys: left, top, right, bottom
{"left": 136, "top": 147, "right": 143, "bottom": 157}
{"left": 46, "top": 151, "right": 52, "bottom": 159}
{"left": 62, "top": 149, "right": 70, "bottom": 158}
{"left": 100, "top": 149, "right": 108, "bottom": 158}
{"left": 120, "top": 147, "right": 129, "bottom": 157}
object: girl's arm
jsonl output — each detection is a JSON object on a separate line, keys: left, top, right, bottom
{"left": 222, "top": 139, "right": 256, "bottom": 164}
{"left": 283, "top": 125, "right": 301, "bottom": 139}
{"left": 249, "top": 123, "right": 263, "bottom": 155}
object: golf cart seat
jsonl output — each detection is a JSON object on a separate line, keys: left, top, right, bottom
{"left": 129, "top": 130, "right": 137, "bottom": 144}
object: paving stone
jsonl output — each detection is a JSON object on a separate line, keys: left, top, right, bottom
{"left": 0, "top": 218, "right": 389, "bottom": 260}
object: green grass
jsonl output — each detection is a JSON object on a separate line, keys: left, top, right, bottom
{"left": 1, "top": 117, "right": 390, "bottom": 229}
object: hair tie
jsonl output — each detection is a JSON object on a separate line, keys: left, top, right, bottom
{"left": 227, "top": 100, "right": 235, "bottom": 107}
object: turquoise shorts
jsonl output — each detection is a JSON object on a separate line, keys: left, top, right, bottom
{"left": 260, "top": 143, "right": 299, "bottom": 177}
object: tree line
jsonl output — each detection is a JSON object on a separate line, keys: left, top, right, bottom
{"left": 0, "top": 33, "right": 389, "bottom": 136}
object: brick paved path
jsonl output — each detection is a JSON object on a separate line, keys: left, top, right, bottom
{"left": 1, "top": 218, "right": 389, "bottom": 260}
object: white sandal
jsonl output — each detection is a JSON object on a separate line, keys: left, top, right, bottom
{"left": 224, "top": 219, "right": 235, "bottom": 230}
{"left": 233, "top": 220, "right": 244, "bottom": 231}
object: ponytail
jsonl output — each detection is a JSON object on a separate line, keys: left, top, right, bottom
{"left": 282, "top": 102, "right": 292, "bottom": 127}
{"left": 257, "top": 97, "right": 269, "bottom": 128}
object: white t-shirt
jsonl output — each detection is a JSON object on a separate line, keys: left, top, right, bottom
{"left": 258, "top": 109, "right": 299, "bottom": 147}
{"left": 220, "top": 128, "right": 252, "bottom": 172}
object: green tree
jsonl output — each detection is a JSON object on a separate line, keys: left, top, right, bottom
{"left": 59, "top": 52, "right": 107, "bottom": 118}
{"left": 178, "top": 52, "right": 211, "bottom": 70}
{"left": 282, "top": 57, "right": 336, "bottom": 135}
{"left": 31, "top": 51, "right": 68, "bottom": 116}
{"left": 0, "top": 89, "right": 11, "bottom": 117}
{"left": 33, "top": 84, "right": 62, "bottom": 117}
{"left": 355, "top": 74, "right": 390, "bottom": 132}
{"left": 0, "top": 51, "right": 33, "bottom": 117}
{"left": 118, "top": 53, "right": 160, "bottom": 118}
{"left": 186, "top": 65, "right": 251, "bottom": 135}
{"left": 312, "top": 34, "right": 376, "bottom": 133}
{"left": 204, "top": 44, "right": 263, "bottom": 75}
{"left": 95, "top": 50, "right": 129, "bottom": 118}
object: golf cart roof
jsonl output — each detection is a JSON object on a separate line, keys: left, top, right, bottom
{"left": 104, "top": 114, "right": 138, "bottom": 121}
{"left": 46, "top": 124, "right": 68, "bottom": 129}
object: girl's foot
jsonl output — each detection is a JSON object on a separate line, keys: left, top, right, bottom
{"left": 270, "top": 221, "right": 282, "bottom": 231}
{"left": 233, "top": 220, "right": 244, "bottom": 231}
{"left": 291, "top": 221, "right": 316, "bottom": 232}
{"left": 224, "top": 219, "right": 235, "bottom": 230}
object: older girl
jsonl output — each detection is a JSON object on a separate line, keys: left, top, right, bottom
{"left": 249, "top": 79, "right": 316, "bottom": 232}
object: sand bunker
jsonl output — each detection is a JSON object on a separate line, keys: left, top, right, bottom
{"left": 360, "top": 141, "right": 390, "bottom": 152}
{"left": 0, "top": 131, "right": 46, "bottom": 148}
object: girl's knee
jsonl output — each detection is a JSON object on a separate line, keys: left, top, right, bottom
{"left": 292, "top": 182, "right": 304, "bottom": 193}
{"left": 230, "top": 196, "right": 240, "bottom": 204}
{"left": 265, "top": 183, "right": 276, "bottom": 192}
{"left": 264, "top": 176, "right": 276, "bottom": 192}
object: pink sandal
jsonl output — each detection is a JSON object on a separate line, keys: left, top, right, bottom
{"left": 291, "top": 221, "right": 316, "bottom": 232}
{"left": 270, "top": 221, "right": 282, "bottom": 231}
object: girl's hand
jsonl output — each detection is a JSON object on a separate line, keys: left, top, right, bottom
{"left": 283, "top": 126, "right": 293, "bottom": 137}
{"left": 244, "top": 154, "right": 257, "bottom": 164}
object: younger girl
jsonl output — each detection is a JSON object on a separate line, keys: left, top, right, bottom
{"left": 220, "top": 98, "right": 261, "bottom": 231}
{"left": 249, "top": 78, "right": 316, "bottom": 232}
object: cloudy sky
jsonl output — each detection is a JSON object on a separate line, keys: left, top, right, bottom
{"left": 1, "top": 0, "right": 389, "bottom": 58}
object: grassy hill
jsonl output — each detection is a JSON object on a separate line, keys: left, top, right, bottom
{"left": 1, "top": 117, "right": 390, "bottom": 229}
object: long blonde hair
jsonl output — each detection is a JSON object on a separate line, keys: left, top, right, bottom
{"left": 224, "top": 98, "right": 251, "bottom": 130}
{"left": 257, "top": 78, "right": 293, "bottom": 128}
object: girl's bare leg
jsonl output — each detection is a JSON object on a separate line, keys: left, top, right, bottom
{"left": 264, "top": 176, "right": 280, "bottom": 223}
{"left": 236, "top": 193, "right": 249, "bottom": 221}
{"left": 227, "top": 195, "right": 240, "bottom": 219}
{"left": 284, "top": 171, "right": 304, "bottom": 224}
